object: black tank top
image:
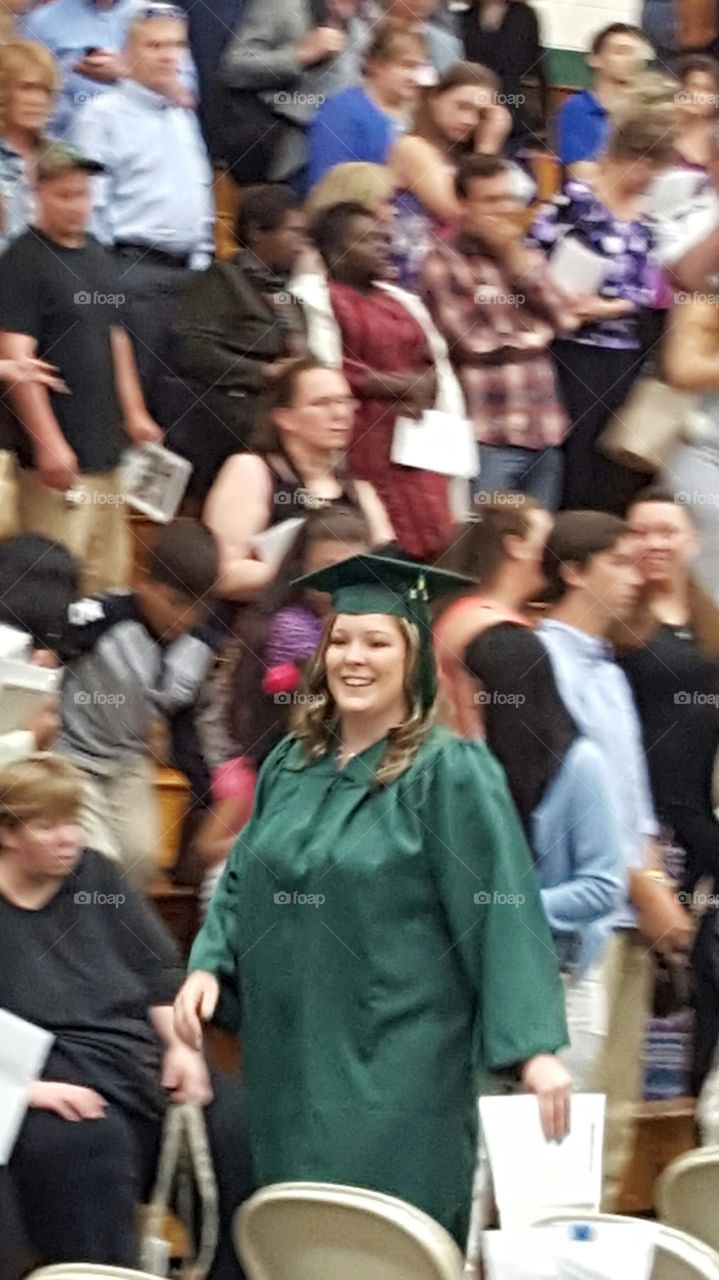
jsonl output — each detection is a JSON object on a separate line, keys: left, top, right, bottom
{"left": 264, "top": 451, "right": 362, "bottom": 527}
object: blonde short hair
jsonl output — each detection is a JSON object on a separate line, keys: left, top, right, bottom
{"left": 0, "top": 754, "right": 84, "bottom": 841}
{"left": 305, "top": 162, "right": 395, "bottom": 220}
{"left": 0, "top": 40, "right": 59, "bottom": 133}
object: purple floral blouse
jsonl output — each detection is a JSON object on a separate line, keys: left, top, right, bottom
{"left": 528, "top": 179, "right": 659, "bottom": 350}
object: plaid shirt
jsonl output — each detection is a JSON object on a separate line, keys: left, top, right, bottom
{"left": 421, "top": 232, "right": 569, "bottom": 449}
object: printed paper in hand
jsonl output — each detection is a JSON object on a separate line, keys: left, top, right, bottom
{"left": 483, "top": 1223, "right": 655, "bottom": 1280}
{"left": 0, "top": 1009, "right": 53, "bottom": 1163}
{"left": 122, "top": 444, "right": 192, "bottom": 523}
{"left": 0, "top": 658, "right": 60, "bottom": 735}
{"left": 479, "top": 1092, "right": 605, "bottom": 1227}
{"left": 391, "top": 410, "right": 477, "bottom": 478}
{"left": 251, "top": 517, "right": 306, "bottom": 569}
{"left": 547, "top": 239, "right": 611, "bottom": 298}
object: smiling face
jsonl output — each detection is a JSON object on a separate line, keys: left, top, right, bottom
{"left": 325, "top": 612, "right": 410, "bottom": 720}
{"left": 628, "top": 500, "right": 698, "bottom": 585}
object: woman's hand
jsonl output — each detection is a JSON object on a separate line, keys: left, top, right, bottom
{"left": 26, "top": 694, "right": 61, "bottom": 750}
{"left": 173, "top": 971, "right": 220, "bottom": 1051}
{"left": 27, "top": 1081, "right": 107, "bottom": 1121}
{"left": 161, "top": 1042, "right": 213, "bottom": 1106}
{"left": 521, "top": 1053, "right": 572, "bottom": 1141}
{"left": 475, "top": 102, "right": 513, "bottom": 156}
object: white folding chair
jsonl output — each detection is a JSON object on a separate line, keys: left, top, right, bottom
{"left": 656, "top": 1147, "right": 719, "bottom": 1255}
{"left": 27, "top": 1267, "right": 162, "bottom": 1279}
{"left": 234, "top": 1181, "right": 464, "bottom": 1280}
{"left": 531, "top": 1211, "right": 719, "bottom": 1280}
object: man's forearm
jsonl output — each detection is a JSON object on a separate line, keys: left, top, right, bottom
{"left": 8, "top": 382, "right": 65, "bottom": 456}
{"left": 111, "top": 326, "right": 150, "bottom": 421}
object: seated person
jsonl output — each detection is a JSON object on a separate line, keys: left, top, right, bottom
{"left": 307, "top": 20, "right": 425, "bottom": 189}
{"left": 0, "top": 753, "right": 252, "bottom": 1278}
{"left": 0, "top": 533, "right": 78, "bottom": 766}
{"left": 556, "top": 23, "right": 653, "bottom": 180}
{"left": 57, "top": 520, "right": 221, "bottom": 887}
{"left": 170, "top": 185, "right": 308, "bottom": 501}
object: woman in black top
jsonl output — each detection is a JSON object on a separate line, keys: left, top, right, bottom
{"left": 460, "top": 0, "right": 548, "bottom": 145}
{"left": 0, "top": 754, "right": 252, "bottom": 1277}
{"left": 204, "top": 356, "right": 394, "bottom": 602}
{"left": 619, "top": 492, "right": 719, "bottom": 1095}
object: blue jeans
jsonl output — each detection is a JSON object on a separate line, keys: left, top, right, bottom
{"left": 472, "top": 443, "right": 563, "bottom": 510}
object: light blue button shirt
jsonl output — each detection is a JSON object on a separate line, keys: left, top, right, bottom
{"left": 70, "top": 78, "right": 214, "bottom": 265}
{"left": 21, "top": 0, "right": 197, "bottom": 138}
{"left": 0, "top": 140, "right": 34, "bottom": 253}
{"left": 538, "top": 619, "right": 658, "bottom": 929}
{"left": 531, "top": 738, "right": 624, "bottom": 977}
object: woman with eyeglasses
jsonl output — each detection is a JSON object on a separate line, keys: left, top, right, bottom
{"left": 203, "top": 356, "right": 394, "bottom": 602}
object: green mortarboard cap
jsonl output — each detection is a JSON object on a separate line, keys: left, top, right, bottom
{"left": 295, "top": 553, "right": 474, "bottom": 711}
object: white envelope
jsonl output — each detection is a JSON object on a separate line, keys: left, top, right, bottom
{"left": 251, "top": 517, "right": 306, "bottom": 568}
{"left": 0, "top": 1009, "right": 54, "bottom": 1164}
{"left": 0, "top": 658, "right": 61, "bottom": 735}
{"left": 391, "top": 409, "right": 477, "bottom": 478}
{"left": 479, "top": 1092, "right": 605, "bottom": 1228}
{"left": 547, "top": 238, "right": 611, "bottom": 298}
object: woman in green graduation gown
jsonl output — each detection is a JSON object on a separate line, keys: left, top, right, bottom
{"left": 174, "top": 554, "right": 571, "bottom": 1245}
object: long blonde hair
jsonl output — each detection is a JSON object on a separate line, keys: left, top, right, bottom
{"left": 292, "top": 615, "right": 433, "bottom": 785}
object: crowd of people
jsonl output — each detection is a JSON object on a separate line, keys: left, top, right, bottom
{"left": 1, "top": 0, "right": 719, "bottom": 1276}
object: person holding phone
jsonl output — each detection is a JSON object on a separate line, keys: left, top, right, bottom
{"left": 22, "top": 0, "right": 198, "bottom": 136}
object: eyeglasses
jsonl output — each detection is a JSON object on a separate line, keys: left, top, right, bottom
{"left": 304, "top": 396, "right": 358, "bottom": 411}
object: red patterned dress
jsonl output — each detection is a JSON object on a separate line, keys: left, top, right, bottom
{"left": 328, "top": 279, "right": 452, "bottom": 560}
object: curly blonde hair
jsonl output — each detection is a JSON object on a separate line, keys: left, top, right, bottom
{"left": 292, "top": 614, "right": 433, "bottom": 786}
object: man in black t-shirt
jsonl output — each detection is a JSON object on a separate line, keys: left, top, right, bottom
{"left": 0, "top": 142, "right": 163, "bottom": 594}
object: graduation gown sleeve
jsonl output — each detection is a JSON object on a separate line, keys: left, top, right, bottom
{"left": 422, "top": 735, "right": 569, "bottom": 1073}
{"left": 188, "top": 737, "right": 291, "bottom": 1030}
